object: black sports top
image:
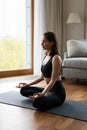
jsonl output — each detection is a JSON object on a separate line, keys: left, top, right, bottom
{"left": 41, "top": 57, "right": 53, "bottom": 78}
{"left": 41, "top": 56, "right": 62, "bottom": 78}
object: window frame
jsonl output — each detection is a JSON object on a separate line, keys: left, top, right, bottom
{"left": 0, "top": 0, "right": 34, "bottom": 78}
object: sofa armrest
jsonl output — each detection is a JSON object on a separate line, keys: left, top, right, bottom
{"left": 64, "top": 52, "right": 68, "bottom": 59}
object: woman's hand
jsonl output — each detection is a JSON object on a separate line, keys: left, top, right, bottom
{"left": 16, "top": 82, "right": 27, "bottom": 88}
{"left": 29, "top": 92, "right": 44, "bottom": 99}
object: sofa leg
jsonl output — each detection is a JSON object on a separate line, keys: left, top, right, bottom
{"left": 76, "top": 78, "right": 79, "bottom": 83}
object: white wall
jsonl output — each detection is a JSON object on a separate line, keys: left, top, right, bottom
{"left": 63, "top": 0, "right": 86, "bottom": 52}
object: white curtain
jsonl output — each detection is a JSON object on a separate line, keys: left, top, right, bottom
{"left": 34, "top": 0, "right": 63, "bottom": 75}
{"left": 34, "top": 0, "right": 46, "bottom": 75}
{"left": 45, "top": 0, "right": 63, "bottom": 55}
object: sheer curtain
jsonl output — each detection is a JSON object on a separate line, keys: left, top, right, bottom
{"left": 45, "top": 0, "right": 63, "bottom": 54}
{"left": 34, "top": 0, "right": 63, "bottom": 75}
{"left": 34, "top": 0, "right": 46, "bottom": 75}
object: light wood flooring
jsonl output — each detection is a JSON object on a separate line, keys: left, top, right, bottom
{"left": 0, "top": 76, "right": 87, "bottom": 130}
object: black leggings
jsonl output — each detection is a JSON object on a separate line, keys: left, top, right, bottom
{"left": 20, "top": 81, "right": 66, "bottom": 110}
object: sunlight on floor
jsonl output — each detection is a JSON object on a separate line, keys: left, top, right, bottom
{"left": 0, "top": 75, "right": 37, "bottom": 94}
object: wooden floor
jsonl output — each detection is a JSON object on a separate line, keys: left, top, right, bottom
{"left": 0, "top": 76, "right": 87, "bottom": 130}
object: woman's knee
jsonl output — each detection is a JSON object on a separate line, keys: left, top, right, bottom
{"left": 20, "top": 88, "right": 28, "bottom": 97}
{"left": 20, "top": 88, "right": 24, "bottom": 95}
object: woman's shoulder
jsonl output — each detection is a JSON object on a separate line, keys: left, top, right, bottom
{"left": 52, "top": 55, "right": 62, "bottom": 60}
{"left": 52, "top": 55, "right": 62, "bottom": 63}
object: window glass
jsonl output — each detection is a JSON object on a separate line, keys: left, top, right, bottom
{"left": 0, "top": 0, "right": 32, "bottom": 71}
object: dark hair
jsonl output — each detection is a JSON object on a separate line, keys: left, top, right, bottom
{"left": 44, "top": 32, "right": 60, "bottom": 56}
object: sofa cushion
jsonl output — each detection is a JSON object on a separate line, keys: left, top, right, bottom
{"left": 63, "top": 58, "right": 87, "bottom": 69}
{"left": 67, "top": 40, "right": 87, "bottom": 57}
{"left": 63, "top": 68, "right": 87, "bottom": 79}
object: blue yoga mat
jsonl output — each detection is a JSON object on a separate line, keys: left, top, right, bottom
{"left": 0, "top": 91, "right": 87, "bottom": 122}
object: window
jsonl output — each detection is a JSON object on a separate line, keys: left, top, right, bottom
{"left": 0, "top": 0, "right": 34, "bottom": 77}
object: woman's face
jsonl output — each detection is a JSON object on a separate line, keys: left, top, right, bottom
{"left": 41, "top": 36, "right": 53, "bottom": 50}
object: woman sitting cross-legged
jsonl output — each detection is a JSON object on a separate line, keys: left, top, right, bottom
{"left": 16, "top": 32, "right": 66, "bottom": 111}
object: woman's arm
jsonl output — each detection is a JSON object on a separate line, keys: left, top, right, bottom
{"left": 16, "top": 74, "right": 44, "bottom": 88}
{"left": 27, "top": 74, "right": 44, "bottom": 86}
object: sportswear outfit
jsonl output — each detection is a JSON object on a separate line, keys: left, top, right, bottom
{"left": 20, "top": 56, "right": 66, "bottom": 110}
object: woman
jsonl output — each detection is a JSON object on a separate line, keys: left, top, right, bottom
{"left": 17, "top": 32, "right": 66, "bottom": 110}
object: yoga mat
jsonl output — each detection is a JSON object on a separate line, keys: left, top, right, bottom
{"left": 0, "top": 91, "right": 87, "bottom": 122}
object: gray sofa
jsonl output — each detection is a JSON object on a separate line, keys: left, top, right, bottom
{"left": 62, "top": 40, "right": 87, "bottom": 79}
